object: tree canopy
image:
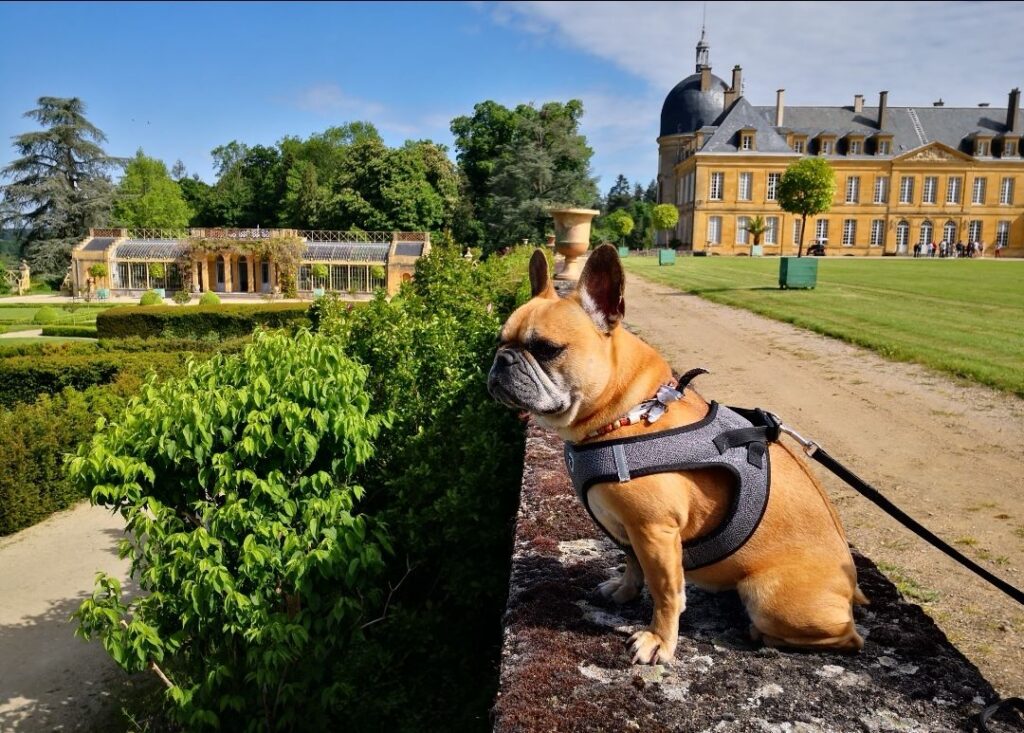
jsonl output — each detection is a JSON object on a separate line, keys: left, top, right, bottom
{"left": 451, "top": 100, "right": 598, "bottom": 252}
{"left": 605, "top": 209, "right": 635, "bottom": 243}
{"left": 0, "top": 97, "right": 121, "bottom": 275}
{"left": 777, "top": 158, "right": 836, "bottom": 257}
{"left": 652, "top": 204, "right": 679, "bottom": 235}
{"left": 112, "top": 150, "right": 192, "bottom": 228}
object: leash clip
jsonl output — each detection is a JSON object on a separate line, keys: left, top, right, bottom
{"left": 776, "top": 420, "right": 820, "bottom": 457}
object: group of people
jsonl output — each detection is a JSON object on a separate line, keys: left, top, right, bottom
{"left": 912, "top": 240, "right": 986, "bottom": 258}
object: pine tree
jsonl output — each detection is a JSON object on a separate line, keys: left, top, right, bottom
{"left": 0, "top": 97, "right": 121, "bottom": 276}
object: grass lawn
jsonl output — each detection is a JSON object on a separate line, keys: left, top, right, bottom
{"left": 0, "top": 303, "right": 115, "bottom": 327}
{"left": 622, "top": 256, "right": 1024, "bottom": 396}
{"left": 0, "top": 336, "right": 97, "bottom": 350}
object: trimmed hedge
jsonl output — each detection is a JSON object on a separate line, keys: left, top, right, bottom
{"left": 139, "top": 290, "right": 162, "bottom": 306}
{"left": 40, "top": 325, "right": 99, "bottom": 338}
{"left": 198, "top": 291, "right": 221, "bottom": 306}
{"left": 32, "top": 306, "right": 59, "bottom": 324}
{"left": 96, "top": 302, "right": 310, "bottom": 339}
{"left": 0, "top": 351, "right": 185, "bottom": 407}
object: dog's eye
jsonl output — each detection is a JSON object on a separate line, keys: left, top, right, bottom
{"left": 528, "top": 339, "right": 565, "bottom": 361}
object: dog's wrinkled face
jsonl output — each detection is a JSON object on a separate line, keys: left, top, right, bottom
{"left": 487, "top": 247, "right": 625, "bottom": 429}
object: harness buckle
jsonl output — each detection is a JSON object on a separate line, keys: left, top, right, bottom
{"left": 776, "top": 420, "right": 820, "bottom": 457}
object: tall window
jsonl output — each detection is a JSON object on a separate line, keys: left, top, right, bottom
{"left": 899, "top": 176, "right": 915, "bottom": 204}
{"left": 709, "top": 172, "right": 724, "bottom": 201}
{"left": 842, "top": 219, "right": 857, "bottom": 246}
{"left": 815, "top": 218, "right": 829, "bottom": 243}
{"left": 766, "top": 172, "right": 780, "bottom": 201}
{"left": 870, "top": 219, "right": 885, "bottom": 247}
{"left": 848, "top": 140, "right": 862, "bottom": 155}
{"left": 996, "top": 221, "right": 1010, "bottom": 247}
{"left": 738, "top": 172, "right": 753, "bottom": 201}
{"left": 765, "top": 216, "right": 779, "bottom": 245}
{"left": 792, "top": 218, "right": 802, "bottom": 246}
{"left": 922, "top": 176, "right": 937, "bottom": 204}
{"left": 946, "top": 176, "right": 962, "bottom": 204}
{"left": 968, "top": 220, "right": 982, "bottom": 243}
{"left": 943, "top": 220, "right": 957, "bottom": 243}
{"left": 1000, "top": 177, "right": 1015, "bottom": 205}
{"left": 736, "top": 216, "right": 750, "bottom": 244}
{"left": 896, "top": 220, "right": 910, "bottom": 250}
{"left": 874, "top": 176, "right": 889, "bottom": 204}
{"left": 972, "top": 177, "right": 987, "bottom": 205}
{"left": 919, "top": 220, "right": 933, "bottom": 245}
{"left": 740, "top": 133, "right": 754, "bottom": 150}
{"left": 707, "top": 216, "right": 722, "bottom": 244}
{"left": 877, "top": 139, "right": 891, "bottom": 155}
{"left": 793, "top": 138, "right": 805, "bottom": 154}
{"left": 846, "top": 176, "right": 860, "bottom": 203}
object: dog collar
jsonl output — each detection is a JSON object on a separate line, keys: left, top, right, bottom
{"left": 582, "top": 367, "right": 709, "bottom": 440}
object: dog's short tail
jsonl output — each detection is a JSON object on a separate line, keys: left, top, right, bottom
{"left": 853, "top": 586, "right": 869, "bottom": 606}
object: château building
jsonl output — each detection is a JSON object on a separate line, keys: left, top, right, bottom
{"left": 656, "top": 30, "right": 1024, "bottom": 256}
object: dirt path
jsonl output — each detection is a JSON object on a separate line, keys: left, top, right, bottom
{"left": 624, "top": 274, "right": 1024, "bottom": 696}
{"left": 0, "top": 502, "right": 134, "bottom": 730}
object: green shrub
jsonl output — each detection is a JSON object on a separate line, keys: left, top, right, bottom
{"left": 198, "top": 291, "right": 220, "bottom": 306}
{"left": 172, "top": 289, "right": 192, "bottom": 305}
{"left": 72, "top": 331, "right": 391, "bottom": 729}
{"left": 96, "top": 302, "right": 310, "bottom": 340}
{"left": 40, "top": 325, "right": 99, "bottom": 338}
{"left": 0, "top": 377, "right": 135, "bottom": 536}
{"left": 32, "top": 305, "right": 60, "bottom": 324}
{"left": 139, "top": 290, "right": 162, "bottom": 306}
{"left": 148, "top": 262, "right": 165, "bottom": 279}
{"left": 88, "top": 263, "right": 108, "bottom": 279}
{"left": 0, "top": 351, "right": 185, "bottom": 407}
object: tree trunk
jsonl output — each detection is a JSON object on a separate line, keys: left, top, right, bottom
{"left": 798, "top": 214, "right": 807, "bottom": 258}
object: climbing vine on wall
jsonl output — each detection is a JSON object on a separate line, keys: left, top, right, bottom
{"left": 185, "top": 236, "right": 305, "bottom": 297}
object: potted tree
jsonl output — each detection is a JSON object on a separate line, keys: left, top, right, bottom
{"left": 87, "top": 262, "right": 109, "bottom": 300}
{"left": 747, "top": 216, "right": 768, "bottom": 257}
{"left": 148, "top": 262, "right": 166, "bottom": 298}
{"left": 652, "top": 204, "right": 680, "bottom": 256}
{"left": 606, "top": 209, "right": 634, "bottom": 258}
{"left": 776, "top": 158, "right": 836, "bottom": 288}
{"left": 311, "top": 264, "right": 328, "bottom": 298}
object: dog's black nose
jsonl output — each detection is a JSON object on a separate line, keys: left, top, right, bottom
{"left": 495, "top": 348, "right": 516, "bottom": 367}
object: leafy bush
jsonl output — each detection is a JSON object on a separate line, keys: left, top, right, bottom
{"left": 72, "top": 331, "right": 391, "bottom": 729}
{"left": 148, "top": 262, "right": 165, "bottom": 279}
{"left": 139, "top": 290, "right": 162, "bottom": 306}
{"left": 198, "top": 291, "right": 221, "bottom": 306}
{"left": 40, "top": 325, "right": 98, "bottom": 338}
{"left": 88, "top": 262, "right": 108, "bottom": 279}
{"left": 32, "top": 305, "right": 59, "bottom": 324}
{"left": 0, "top": 377, "right": 136, "bottom": 536}
{"left": 172, "top": 289, "right": 192, "bottom": 305}
{"left": 96, "top": 303, "right": 309, "bottom": 340}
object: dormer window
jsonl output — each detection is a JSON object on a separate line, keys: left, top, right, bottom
{"left": 848, "top": 140, "right": 862, "bottom": 155}
{"left": 739, "top": 128, "right": 756, "bottom": 151}
{"left": 976, "top": 140, "right": 990, "bottom": 157}
{"left": 874, "top": 135, "right": 893, "bottom": 155}
{"left": 817, "top": 135, "right": 836, "bottom": 155}
{"left": 792, "top": 135, "right": 807, "bottom": 154}
{"left": 1003, "top": 139, "right": 1018, "bottom": 157}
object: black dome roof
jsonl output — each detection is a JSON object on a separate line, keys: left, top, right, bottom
{"left": 660, "top": 71, "right": 729, "bottom": 137}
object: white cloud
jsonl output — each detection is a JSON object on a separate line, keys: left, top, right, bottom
{"left": 293, "top": 83, "right": 387, "bottom": 118}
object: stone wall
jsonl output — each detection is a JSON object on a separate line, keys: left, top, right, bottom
{"left": 492, "top": 421, "right": 1010, "bottom": 732}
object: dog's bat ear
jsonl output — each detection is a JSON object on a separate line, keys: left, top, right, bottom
{"left": 577, "top": 244, "right": 625, "bottom": 332}
{"left": 529, "top": 249, "right": 556, "bottom": 299}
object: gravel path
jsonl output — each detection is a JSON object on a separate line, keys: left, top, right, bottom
{"left": 623, "top": 273, "right": 1024, "bottom": 695}
{"left": 0, "top": 502, "right": 132, "bottom": 730}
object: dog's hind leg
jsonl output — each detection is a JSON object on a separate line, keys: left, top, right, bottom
{"left": 739, "top": 564, "right": 864, "bottom": 653}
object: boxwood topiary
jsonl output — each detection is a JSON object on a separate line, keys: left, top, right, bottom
{"left": 139, "top": 290, "right": 162, "bottom": 306}
{"left": 198, "top": 291, "right": 221, "bottom": 306}
{"left": 32, "top": 305, "right": 60, "bottom": 324}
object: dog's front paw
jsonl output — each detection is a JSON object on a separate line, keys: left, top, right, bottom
{"left": 627, "top": 630, "right": 674, "bottom": 665}
{"left": 598, "top": 574, "right": 641, "bottom": 604}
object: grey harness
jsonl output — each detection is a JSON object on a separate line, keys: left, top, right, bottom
{"left": 564, "top": 393, "right": 781, "bottom": 571}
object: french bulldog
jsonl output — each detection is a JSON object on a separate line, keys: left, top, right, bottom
{"left": 488, "top": 245, "right": 866, "bottom": 665}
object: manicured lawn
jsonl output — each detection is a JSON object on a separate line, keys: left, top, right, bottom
{"left": 0, "top": 304, "right": 115, "bottom": 327}
{"left": 0, "top": 336, "right": 97, "bottom": 350}
{"left": 622, "top": 256, "right": 1024, "bottom": 396}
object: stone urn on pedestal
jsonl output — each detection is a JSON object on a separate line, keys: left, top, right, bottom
{"left": 550, "top": 208, "right": 600, "bottom": 281}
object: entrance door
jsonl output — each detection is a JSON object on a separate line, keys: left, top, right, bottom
{"left": 237, "top": 257, "right": 249, "bottom": 293}
{"left": 261, "top": 262, "right": 271, "bottom": 293}
{"left": 216, "top": 260, "right": 225, "bottom": 292}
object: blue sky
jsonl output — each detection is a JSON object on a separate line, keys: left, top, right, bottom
{"left": 2, "top": 1, "right": 1023, "bottom": 195}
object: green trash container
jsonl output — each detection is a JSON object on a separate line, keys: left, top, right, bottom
{"left": 779, "top": 257, "right": 818, "bottom": 289}
{"left": 617, "top": 246, "right": 629, "bottom": 258}
{"left": 659, "top": 249, "right": 676, "bottom": 266}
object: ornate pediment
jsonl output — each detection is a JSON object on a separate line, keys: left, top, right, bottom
{"left": 895, "top": 142, "right": 973, "bottom": 163}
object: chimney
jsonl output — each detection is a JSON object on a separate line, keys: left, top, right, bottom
{"left": 933, "top": 99, "right": 945, "bottom": 107}
{"left": 775, "top": 89, "right": 785, "bottom": 127}
{"left": 878, "top": 91, "right": 888, "bottom": 130}
{"left": 700, "top": 65, "right": 711, "bottom": 93}
{"left": 723, "top": 65, "right": 741, "bottom": 107}
{"left": 854, "top": 94, "right": 864, "bottom": 113}
{"left": 1008, "top": 88, "right": 1021, "bottom": 132}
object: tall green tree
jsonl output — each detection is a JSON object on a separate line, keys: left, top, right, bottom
{"left": 112, "top": 150, "right": 192, "bottom": 228}
{"left": 452, "top": 100, "right": 597, "bottom": 251}
{"left": 777, "top": 158, "right": 836, "bottom": 257}
{"left": 0, "top": 97, "right": 121, "bottom": 275}
{"left": 606, "top": 174, "right": 632, "bottom": 212}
